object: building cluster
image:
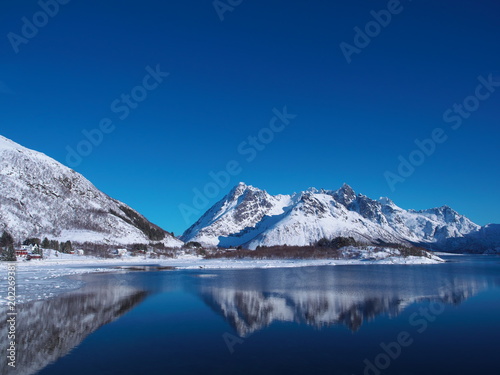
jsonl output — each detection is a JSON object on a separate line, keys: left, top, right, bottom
{"left": 14, "top": 244, "right": 84, "bottom": 260}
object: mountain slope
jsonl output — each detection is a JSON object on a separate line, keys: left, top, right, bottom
{"left": 437, "top": 224, "right": 500, "bottom": 253}
{"left": 0, "top": 135, "right": 182, "bottom": 247}
{"left": 182, "top": 182, "right": 495, "bottom": 252}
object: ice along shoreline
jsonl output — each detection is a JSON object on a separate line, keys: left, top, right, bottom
{"left": 1, "top": 250, "right": 445, "bottom": 306}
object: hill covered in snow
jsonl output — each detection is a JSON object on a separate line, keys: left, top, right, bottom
{"left": 0, "top": 135, "right": 182, "bottom": 247}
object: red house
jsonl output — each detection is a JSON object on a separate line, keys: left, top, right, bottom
{"left": 15, "top": 249, "right": 28, "bottom": 257}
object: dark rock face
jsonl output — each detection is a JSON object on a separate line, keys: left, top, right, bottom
{"left": 299, "top": 194, "right": 328, "bottom": 217}
{"left": 233, "top": 189, "right": 274, "bottom": 223}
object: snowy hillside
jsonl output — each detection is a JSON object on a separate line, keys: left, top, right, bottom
{"left": 0, "top": 135, "right": 182, "bottom": 247}
{"left": 182, "top": 182, "right": 496, "bottom": 252}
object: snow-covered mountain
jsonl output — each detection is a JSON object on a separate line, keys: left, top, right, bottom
{"left": 182, "top": 182, "right": 496, "bottom": 252}
{"left": 0, "top": 135, "right": 182, "bottom": 247}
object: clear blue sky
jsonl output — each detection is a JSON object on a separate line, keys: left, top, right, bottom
{"left": 1, "top": 0, "right": 499, "bottom": 235}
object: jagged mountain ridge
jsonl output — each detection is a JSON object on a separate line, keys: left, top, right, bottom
{"left": 182, "top": 182, "right": 495, "bottom": 252}
{"left": 0, "top": 135, "right": 182, "bottom": 246}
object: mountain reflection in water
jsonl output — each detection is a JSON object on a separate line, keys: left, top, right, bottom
{"left": 0, "top": 278, "right": 147, "bottom": 375}
{"left": 197, "top": 265, "right": 492, "bottom": 336}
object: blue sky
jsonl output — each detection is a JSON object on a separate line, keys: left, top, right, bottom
{"left": 1, "top": 0, "right": 499, "bottom": 235}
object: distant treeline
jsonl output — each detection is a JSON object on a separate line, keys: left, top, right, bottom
{"left": 204, "top": 236, "right": 430, "bottom": 260}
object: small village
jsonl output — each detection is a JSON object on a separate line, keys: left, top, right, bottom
{"left": 0, "top": 230, "right": 187, "bottom": 262}
{"left": 0, "top": 230, "right": 129, "bottom": 261}
{"left": 14, "top": 243, "right": 85, "bottom": 261}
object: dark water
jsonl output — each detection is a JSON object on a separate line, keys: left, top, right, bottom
{"left": 11, "top": 255, "right": 500, "bottom": 375}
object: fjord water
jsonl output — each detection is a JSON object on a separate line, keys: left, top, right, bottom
{"left": 27, "top": 255, "right": 500, "bottom": 375}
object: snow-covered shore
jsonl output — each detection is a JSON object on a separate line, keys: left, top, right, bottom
{"left": 0, "top": 250, "right": 444, "bottom": 306}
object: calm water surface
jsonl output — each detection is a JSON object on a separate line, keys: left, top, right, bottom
{"left": 8, "top": 255, "right": 500, "bottom": 375}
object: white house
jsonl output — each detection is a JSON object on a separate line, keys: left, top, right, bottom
{"left": 111, "top": 248, "right": 128, "bottom": 256}
{"left": 117, "top": 248, "right": 128, "bottom": 256}
{"left": 21, "top": 244, "right": 39, "bottom": 252}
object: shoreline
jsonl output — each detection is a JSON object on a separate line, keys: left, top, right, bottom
{"left": 1, "top": 252, "right": 445, "bottom": 306}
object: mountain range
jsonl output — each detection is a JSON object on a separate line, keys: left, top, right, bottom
{"left": 182, "top": 182, "right": 500, "bottom": 253}
{"left": 1, "top": 135, "right": 498, "bottom": 253}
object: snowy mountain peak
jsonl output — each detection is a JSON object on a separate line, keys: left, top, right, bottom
{"left": 378, "top": 197, "right": 395, "bottom": 206}
{"left": 233, "top": 181, "right": 248, "bottom": 191}
{"left": 305, "top": 187, "right": 320, "bottom": 194}
{"left": 341, "top": 182, "right": 354, "bottom": 191}
{"left": 420, "top": 205, "right": 461, "bottom": 222}
{"left": 332, "top": 183, "right": 356, "bottom": 207}
{"left": 228, "top": 182, "right": 262, "bottom": 198}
